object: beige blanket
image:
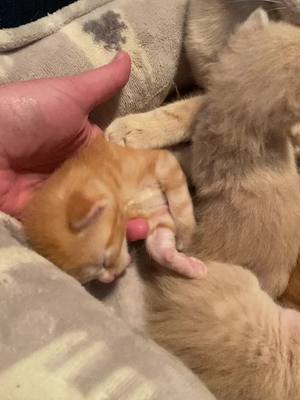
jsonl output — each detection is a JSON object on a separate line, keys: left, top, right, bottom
{"left": 0, "top": 0, "right": 189, "bottom": 126}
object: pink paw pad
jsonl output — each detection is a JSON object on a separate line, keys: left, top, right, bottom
{"left": 162, "top": 249, "right": 207, "bottom": 279}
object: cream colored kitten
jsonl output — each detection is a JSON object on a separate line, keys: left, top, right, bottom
{"left": 190, "top": 9, "right": 300, "bottom": 297}
{"left": 111, "top": 8, "right": 300, "bottom": 297}
{"left": 145, "top": 260, "right": 300, "bottom": 400}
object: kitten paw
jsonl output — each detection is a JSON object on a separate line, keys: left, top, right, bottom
{"left": 105, "top": 113, "right": 169, "bottom": 149}
{"left": 105, "top": 114, "right": 151, "bottom": 148}
{"left": 163, "top": 248, "right": 207, "bottom": 279}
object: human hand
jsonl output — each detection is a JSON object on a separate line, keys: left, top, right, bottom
{"left": 0, "top": 51, "right": 149, "bottom": 241}
{"left": 0, "top": 52, "right": 131, "bottom": 217}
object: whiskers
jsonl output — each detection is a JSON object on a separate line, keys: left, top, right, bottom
{"left": 229, "top": 0, "right": 289, "bottom": 13}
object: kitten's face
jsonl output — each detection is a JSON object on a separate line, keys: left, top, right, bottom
{"left": 62, "top": 189, "right": 131, "bottom": 283}
{"left": 209, "top": 8, "right": 300, "bottom": 130}
{"left": 23, "top": 186, "right": 131, "bottom": 284}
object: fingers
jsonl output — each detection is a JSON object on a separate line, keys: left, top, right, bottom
{"left": 73, "top": 52, "right": 131, "bottom": 112}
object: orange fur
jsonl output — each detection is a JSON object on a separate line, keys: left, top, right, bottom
{"left": 22, "top": 134, "right": 204, "bottom": 283}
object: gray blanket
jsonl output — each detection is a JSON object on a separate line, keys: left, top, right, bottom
{"left": 0, "top": 213, "right": 215, "bottom": 400}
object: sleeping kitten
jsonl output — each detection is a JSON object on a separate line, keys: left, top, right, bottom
{"left": 190, "top": 8, "right": 300, "bottom": 298}
{"left": 145, "top": 10, "right": 300, "bottom": 400}
{"left": 185, "top": 0, "right": 300, "bottom": 87}
{"left": 22, "top": 134, "right": 205, "bottom": 283}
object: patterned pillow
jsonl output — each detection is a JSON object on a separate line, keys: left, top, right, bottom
{"left": 0, "top": 0, "right": 189, "bottom": 126}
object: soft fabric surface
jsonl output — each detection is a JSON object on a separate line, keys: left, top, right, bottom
{"left": 0, "top": 0, "right": 187, "bottom": 126}
{"left": 0, "top": 213, "right": 215, "bottom": 400}
{"left": 0, "top": 0, "right": 216, "bottom": 398}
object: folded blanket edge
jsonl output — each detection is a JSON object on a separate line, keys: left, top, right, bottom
{"left": 0, "top": 0, "right": 113, "bottom": 51}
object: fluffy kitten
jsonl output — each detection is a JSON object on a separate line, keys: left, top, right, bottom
{"left": 190, "top": 8, "right": 300, "bottom": 297}
{"left": 104, "top": 1, "right": 300, "bottom": 308}
{"left": 185, "top": 0, "right": 300, "bottom": 87}
{"left": 22, "top": 135, "right": 205, "bottom": 283}
{"left": 144, "top": 9, "right": 300, "bottom": 400}
{"left": 145, "top": 260, "right": 300, "bottom": 400}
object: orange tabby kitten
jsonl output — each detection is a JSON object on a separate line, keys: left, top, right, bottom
{"left": 22, "top": 134, "right": 206, "bottom": 283}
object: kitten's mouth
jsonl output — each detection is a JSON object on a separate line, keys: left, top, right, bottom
{"left": 77, "top": 264, "right": 104, "bottom": 284}
{"left": 79, "top": 254, "right": 131, "bottom": 284}
{"left": 97, "top": 267, "right": 127, "bottom": 283}
{"left": 98, "top": 274, "right": 115, "bottom": 284}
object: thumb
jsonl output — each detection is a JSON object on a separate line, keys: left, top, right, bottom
{"left": 72, "top": 52, "right": 131, "bottom": 112}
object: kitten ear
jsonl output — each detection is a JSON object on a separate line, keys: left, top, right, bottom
{"left": 67, "top": 190, "right": 107, "bottom": 232}
{"left": 241, "top": 8, "right": 270, "bottom": 31}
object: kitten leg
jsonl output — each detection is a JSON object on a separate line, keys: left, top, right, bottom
{"left": 154, "top": 149, "right": 196, "bottom": 249}
{"left": 105, "top": 95, "right": 204, "bottom": 149}
{"left": 146, "top": 227, "right": 207, "bottom": 278}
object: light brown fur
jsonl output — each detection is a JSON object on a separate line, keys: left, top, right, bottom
{"left": 281, "top": 255, "right": 300, "bottom": 311}
{"left": 142, "top": 10, "right": 300, "bottom": 399}
{"left": 184, "top": 0, "right": 300, "bottom": 87}
{"left": 112, "top": 10, "right": 300, "bottom": 298}
{"left": 22, "top": 134, "right": 205, "bottom": 283}
{"left": 106, "top": 0, "right": 300, "bottom": 151}
{"left": 190, "top": 11, "right": 300, "bottom": 297}
{"left": 108, "top": 7, "right": 300, "bottom": 305}
{"left": 145, "top": 260, "right": 300, "bottom": 400}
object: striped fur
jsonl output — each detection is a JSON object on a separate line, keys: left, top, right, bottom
{"left": 22, "top": 134, "right": 205, "bottom": 283}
